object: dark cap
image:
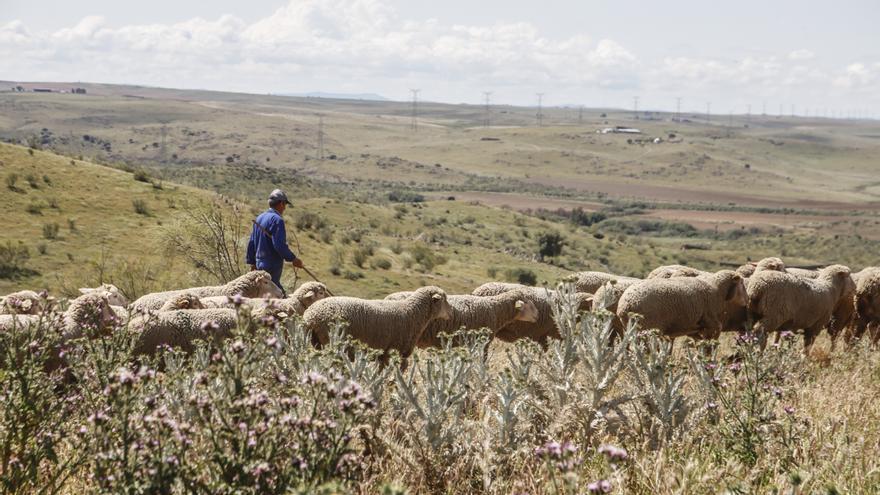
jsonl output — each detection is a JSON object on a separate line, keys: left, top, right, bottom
{"left": 268, "top": 189, "right": 292, "bottom": 206}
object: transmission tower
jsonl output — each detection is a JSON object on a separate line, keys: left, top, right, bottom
{"left": 410, "top": 89, "right": 420, "bottom": 132}
{"left": 706, "top": 102, "right": 711, "bottom": 123}
{"left": 633, "top": 96, "right": 639, "bottom": 120}
{"left": 159, "top": 123, "right": 167, "bottom": 162}
{"left": 747, "top": 104, "right": 751, "bottom": 124}
{"left": 536, "top": 93, "right": 544, "bottom": 127}
{"left": 316, "top": 114, "right": 325, "bottom": 160}
{"left": 762, "top": 101, "right": 767, "bottom": 116}
{"left": 483, "top": 91, "right": 492, "bottom": 128}
{"left": 578, "top": 105, "right": 584, "bottom": 124}
{"left": 675, "top": 97, "right": 682, "bottom": 122}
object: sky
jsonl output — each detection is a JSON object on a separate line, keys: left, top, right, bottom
{"left": 2, "top": 0, "right": 879, "bottom": 115}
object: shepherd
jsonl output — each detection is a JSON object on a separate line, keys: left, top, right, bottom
{"left": 246, "top": 189, "right": 305, "bottom": 296}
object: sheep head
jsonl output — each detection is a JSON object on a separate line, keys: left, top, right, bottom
{"left": 237, "top": 271, "right": 284, "bottom": 299}
{"left": 160, "top": 293, "right": 205, "bottom": 311}
{"left": 755, "top": 257, "right": 786, "bottom": 273}
{"left": 293, "top": 282, "right": 329, "bottom": 309}
{"left": 80, "top": 284, "right": 128, "bottom": 306}
{"left": 513, "top": 299, "right": 540, "bottom": 323}
{"left": 417, "top": 287, "right": 452, "bottom": 321}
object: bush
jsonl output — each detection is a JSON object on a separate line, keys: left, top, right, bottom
{"left": 371, "top": 257, "right": 392, "bottom": 270}
{"left": 504, "top": 267, "right": 538, "bottom": 286}
{"left": 133, "top": 169, "right": 151, "bottom": 183}
{"left": 537, "top": 231, "right": 565, "bottom": 259}
{"left": 295, "top": 211, "right": 327, "bottom": 231}
{"left": 42, "top": 223, "right": 60, "bottom": 240}
{"left": 0, "top": 241, "right": 33, "bottom": 279}
{"left": 387, "top": 190, "right": 425, "bottom": 203}
{"left": 25, "top": 174, "right": 39, "bottom": 189}
{"left": 352, "top": 246, "right": 370, "bottom": 268}
{"left": 132, "top": 199, "right": 150, "bottom": 216}
{"left": 5, "top": 173, "right": 19, "bottom": 191}
{"left": 25, "top": 202, "right": 43, "bottom": 215}
{"left": 408, "top": 244, "right": 447, "bottom": 272}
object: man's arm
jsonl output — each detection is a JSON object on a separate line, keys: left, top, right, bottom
{"left": 270, "top": 218, "right": 297, "bottom": 263}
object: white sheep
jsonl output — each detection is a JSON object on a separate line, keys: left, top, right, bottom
{"left": 0, "top": 290, "right": 44, "bottom": 315}
{"left": 617, "top": 270, "right": 747, "bottom": 341}
{"left": 130, "top": 271, "right": 283, "bottom": 313}
{"left": 201, "top": 282, "right": 329, "bottom": 318}
{"left": 747, "top": 264, "right": 855, "bottom": 353}
{"left": 415, "top": 290, "right": 539, "bottom": 348}
{"left": 302, "top": 286, "right": 453, "bottom": 360}
{"left": 129, "top": 308, "right": 243, "bottom": 355}
{"left": 843, "top": 267, "right": 880, "bottom": 346}
{"left": 562, "top": 271, "right": 640, "bottom": 294}
{"left": 79, "top": 283, "right": 129, "bottom": 306}
{"left": 646, "top": 265, "right": 708, "bottom": 279}
{"left": 471, "top": 282, "right": 592, "bottom": 346}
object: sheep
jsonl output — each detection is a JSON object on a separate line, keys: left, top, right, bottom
{"left": 562, "top": 271, "right": 640, "bottom": 294}
{"left": 0, "top": 290, "right": 43, "bottom": 315}
{"left": 647, "top": 265, "right": 708, "bottom": 279}
{"left": 591, "top": 278, "right": 640, "bottom": 335}
{"left": 130, "top": 309, "right": 241, "bottom": 355}
{"left": 202, "top": 282, "right": 329, "bottom": 318}
{"left": 159, "top": 293, "right": 205, "bottom": 311}
{"left": 415, "top": 290, "right": 540, "bottom": 348}
{"left": 617, "top": 270, "right": 747, "bottom": 341}
{"left": 79, "top": 284, "right": 129, "bottom": 307}
{"left": 846, "top": 267, "right": 880, "bottom": 346}
{"left": 786, "top": 267, "right": 820, "bottom": 279}
{"left": 746, "top": 264, "right": 855, "bottom": 353}
{"left": 736, "top": 257, "right": 787, "bottom": 278}
{"left": 471, "top": 283, "right": 592, "bottom": 346}
{"left": 130, "top": 271, "right": 283, "bottom": 313}
{"left": 302, "top": 286, "right": 453, "bottom": 361}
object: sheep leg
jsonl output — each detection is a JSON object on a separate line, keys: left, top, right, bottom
{"left": 802, "top": 325, "right": 821, "bottom": 356}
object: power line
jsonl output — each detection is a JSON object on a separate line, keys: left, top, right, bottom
{"left": 410, "top": 89, "right": 420, "bottom": 132}
{"left": 483, "top": 91, "right": 492, "bottom": 128}
{"left": 536, "top": 93, "right": 544, "bottom": 127}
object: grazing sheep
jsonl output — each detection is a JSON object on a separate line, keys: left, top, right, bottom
{"left": 130, "top": 309, "right": 241, "bottom": 355}
{"left": 415, "top": 290, "right": 540, "bottom": 348}
{"left": 79, "top": 284, "right": 129, "bottom": 306}
{"left": 202, "top": 282, "right": 329, "bottom": 318}
{"left": 847, "top": 267, "right": 880, "bottom": 345}
{"left": 591, "top": 278, "right": 640, "bottom": 335}
{"left": 130, "top": 271, "right": 283, "bottom": 312}
{"left": 617, "top": 270, "right": 747, "bottom": 341}
{"left": 159, "top": 293, "right": 206, "bottom": 311}
{"left": 647, "top": 265, "right": 708, "bottom": 279}
{"left": 736, "top": 257, "right": 787, "bottom": 279}
{"left": 563, "top": 271, "right": 640, "bottom": 294}
{"left": 0, "top": 290, "right": 43, "bottom": 315}
{"left": 786, "top": 267, "right": 820, "bottom": 279}
{"left": 747, "top": 265, "right": 855, "bottom": 353}
{"left": 303, "top": 286, "right": 453, "bottom": 360}
{"left": 471, "top": 283, "right": 592, "bottom": 346}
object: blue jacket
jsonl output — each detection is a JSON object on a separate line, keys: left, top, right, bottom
{"left": 246, "top": 209, "right": 297, "bottom": 270}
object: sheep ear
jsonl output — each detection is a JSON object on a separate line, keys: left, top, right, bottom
{"left": 303, "top": 290, "right": 315, "bottom": 300}
{"left": 432, "top": 293, "right": 443, "bottom": 301}
{"left": 515, "top": 300, "right": 524, "bottom": 310}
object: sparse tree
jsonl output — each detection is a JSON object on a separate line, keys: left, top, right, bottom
{"left": 163, "top": 196, "right": 247, "bottom": 283}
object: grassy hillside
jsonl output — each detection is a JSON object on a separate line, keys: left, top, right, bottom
{"left": 0, "top": 143, "right": 209, "bottom": 296}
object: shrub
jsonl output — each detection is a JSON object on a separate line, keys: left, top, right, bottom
{"left": 387, "top": 190, "right": 425, "bottom": 203}
{"left": 504, "top": 267, "right": 537, "bottom": 286}
{"left": 352, "top": 246, "right": 370, "bottom": 268}
{"left": 25, "top": 174, "right": 39, "bottom": 189}
{"left": 5, "top": 173, "right": 19, "bottom": 191}
{"left": 25, "top": 202, "right": 43, "bottom": 215}
{"left": 133, "top": 169, "right": 151, "bottom": 183}
{"left": 37, "top": 243, "right": 48, "bottom": 255}
{"left": 68, "top": 218, "right": 77, "bottom": 232}
{"left": 0, "top": 241, "right": 33, "bottom": 279}
{"left": 132, "top": 199, "right": 150, "bottom": 216}
{"left": 295, "top": 211, "right": 327, "bottom": 231}
{"left": 408, "top": 244, "right": 446, "bottom": 272}
{"left": 42, "top": 223, "right": 60, "bottom": 240}
{"left": 371, "top": 257, "right": 392, "bottom": 270}
{"left": 537, "top": 231, "right": 565, "bottom": 259}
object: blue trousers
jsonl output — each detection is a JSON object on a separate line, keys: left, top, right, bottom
{"left": 261, "top": 265, "right": 286, "bottom": 297}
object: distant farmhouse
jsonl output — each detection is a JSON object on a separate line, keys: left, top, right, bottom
{"left": 7, "top": 85, "right": 86, "bottom": 94}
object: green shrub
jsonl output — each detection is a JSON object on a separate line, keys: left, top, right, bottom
{"left": 295, "top": 211, "right": 327, "bottom": 231}
{"left": 387, "top": 190, "right": 425, "bottom": 203}
{"left": 25, "top": 202, "right": 43, "bottom": 215}
{"left": 504, "top": 267, "right": 538, "bottom": 286}
{"left": 408, "top": 244, "right": 446, "bottom": 272}
{"left": 5, "top": 173, "right": 19, "bottom": 191}
{"left": 537, "top": 231, "right": 565, "bottom": 259}
{"left": 42, "top": 223, "right": 60, "bottom": 240}
{"left": 132, "top": 199, "right": 150, "bottom": 216}
{"left": 133, "top": 169, "right": 151, "bottom": 183}
{"left": 371, "top": 257, "right": 392, "bottom": 270}
{"left": 0, "top": 241, "right": 33, "bottom": 279}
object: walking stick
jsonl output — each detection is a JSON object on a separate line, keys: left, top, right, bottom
{"left": 252, "top": 219, "right": 335, "bottom": 296}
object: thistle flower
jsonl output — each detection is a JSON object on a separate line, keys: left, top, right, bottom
{"left": 784, "top": 405, "right": 796, "bottom": 415}
{"left": 598, "top": 444, "right": 628, "bottom": 462}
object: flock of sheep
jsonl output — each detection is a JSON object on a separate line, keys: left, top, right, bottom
{"left": 1, "top": 258, "right": 879, "bottom": 364}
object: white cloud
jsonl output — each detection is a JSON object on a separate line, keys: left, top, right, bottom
{"left": 0, "top": 0, "right": 876, "bottom": 110}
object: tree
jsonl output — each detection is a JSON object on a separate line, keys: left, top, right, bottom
{"left": 164, "top": 196, "right": 247, "bottom": 284}
{"left": 537, "top": 231, "right": 564, "bottom": 260}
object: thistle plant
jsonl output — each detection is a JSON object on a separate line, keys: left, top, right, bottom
{"left": 629, "top": 331, "right": 690, "bottom": 445}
